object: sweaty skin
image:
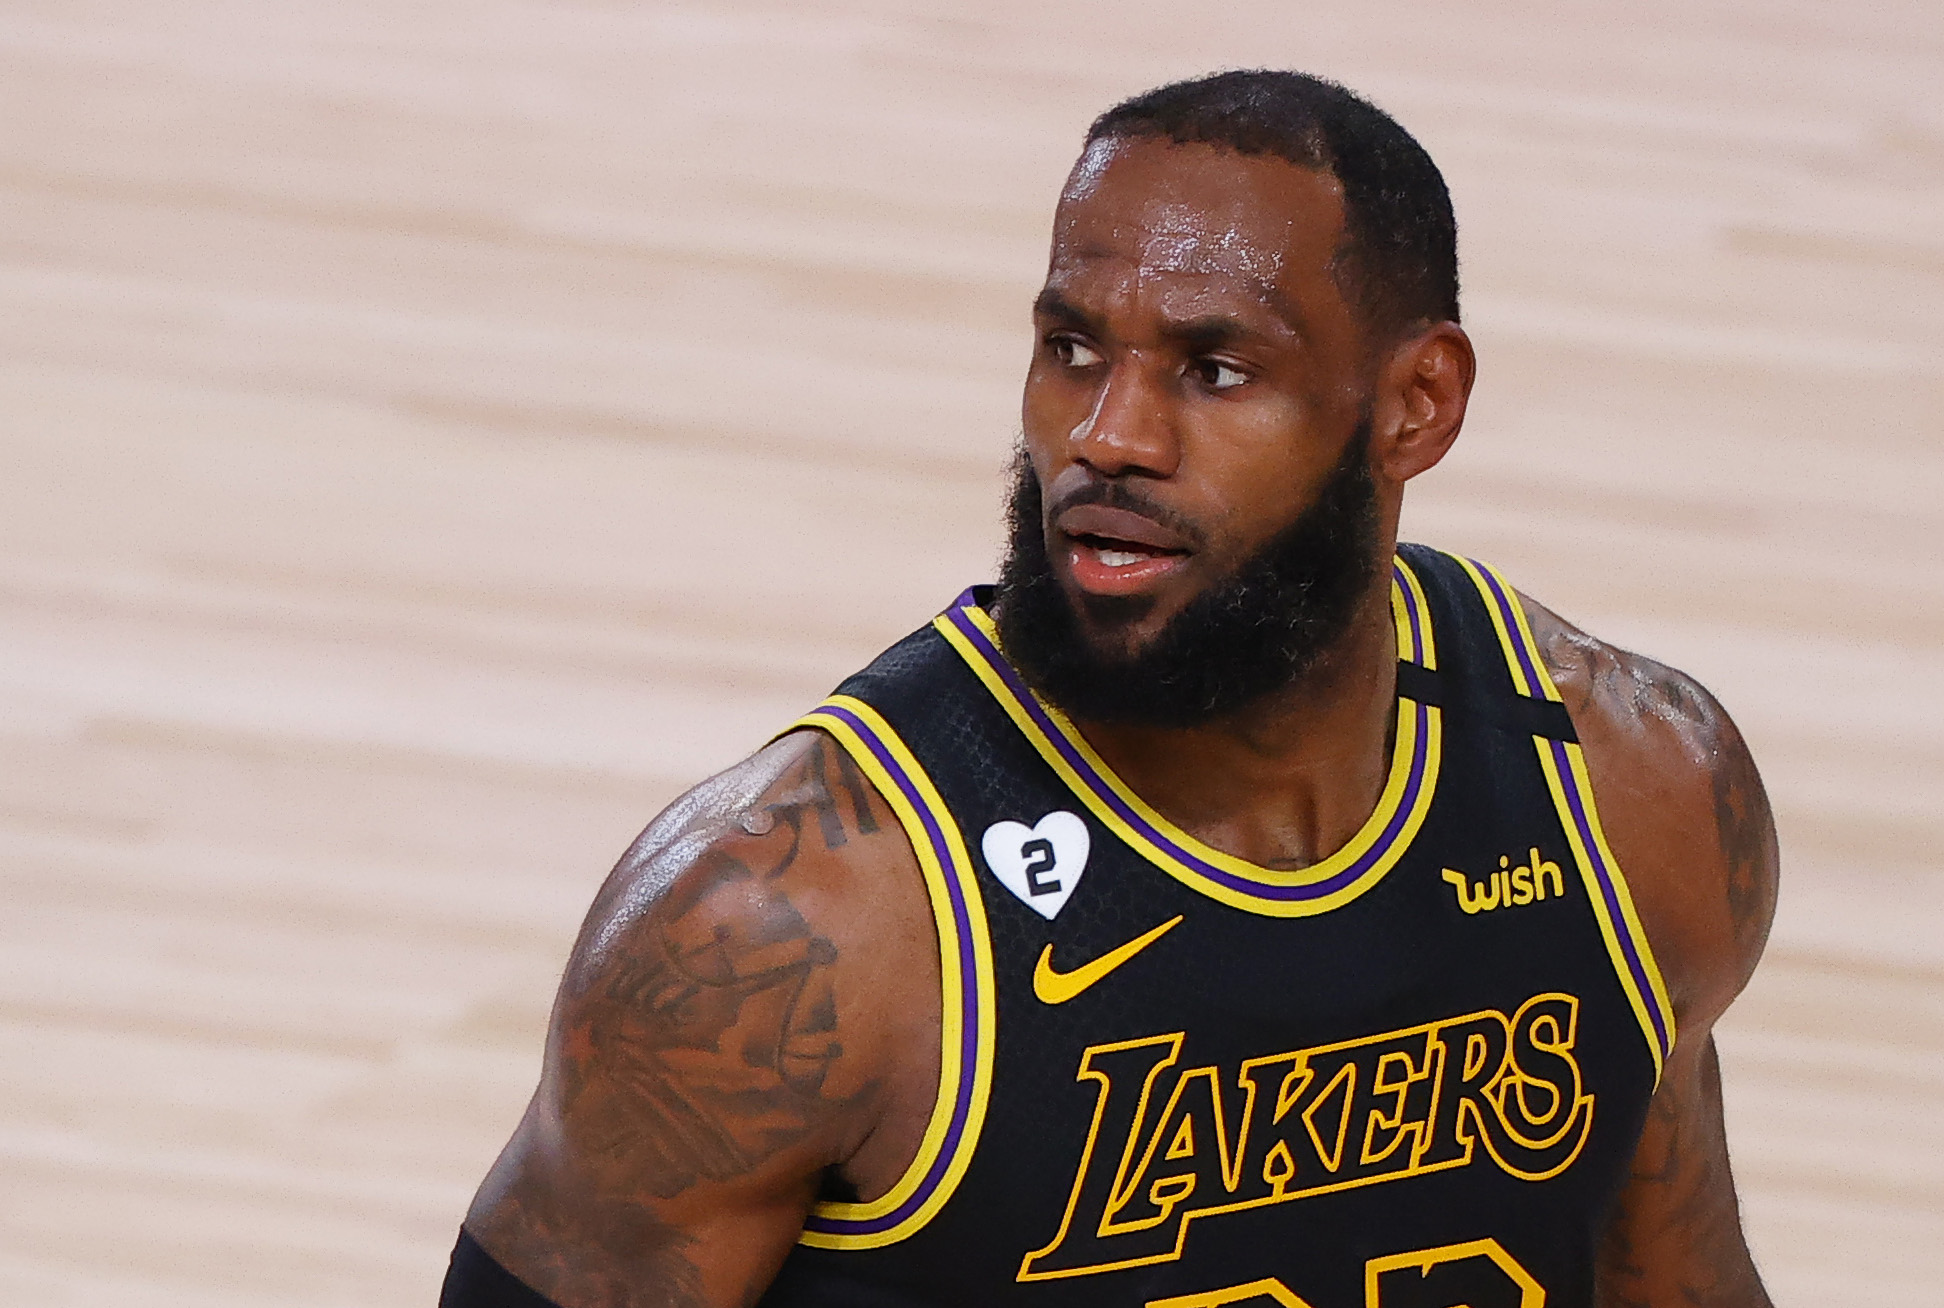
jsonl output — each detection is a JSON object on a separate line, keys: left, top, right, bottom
{"left": 458, "top": 138, "right": 1778, "bottom": 1307}
{"left": 464, "top": 732, "right": 943, "bottom": 1306}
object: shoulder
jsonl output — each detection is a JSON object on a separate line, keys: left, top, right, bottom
{"left": 557, "top": 729, "right": 935, "bottom": 1133}
{"left": 1518, "top": 594, "right": 1779, "bottom": 1030}
{"left": 463, "top": 729, "right": 939, "bottom": 1298}
{"left": 475, "top": 728, "right": 934, "bottom": 1211}
{"left": 570, "top": 727, "right": 922, "bottom": 998}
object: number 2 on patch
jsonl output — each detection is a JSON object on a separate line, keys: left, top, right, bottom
{"left": 1020, "top": 837, "right": 1060, "bottom": 895}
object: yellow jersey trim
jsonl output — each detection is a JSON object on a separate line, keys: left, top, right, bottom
{"left": 788, "top": 696, "right": 997, "bottom": 1248}
{"left": 931, "top": 561, "right": 1441, "bottom": 919}
{"left": 1451, "top": 554, "right": 1677, "bottom": 1082}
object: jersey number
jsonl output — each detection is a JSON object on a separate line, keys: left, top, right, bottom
{"left": 1021, "top": 837, "right": 1062, "bottom": 895}
{"left": 1146, "top": 1238, "right": 1544, "bottom": 1308}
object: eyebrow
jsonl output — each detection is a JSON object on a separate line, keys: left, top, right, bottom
{"left": 1033, "top": 286, "right": 1305, "bottom": 353}
{"left": 1157, "top": 315, "right": 1256, "bottom": 353}
{"left": 1032, "top": 287, "right": 1096, "bottom": 331}
{"left": 1035, "top": 291, "right": 1271, "bottom": 353}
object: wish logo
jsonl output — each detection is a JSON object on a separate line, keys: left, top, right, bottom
{"left": 981, "top": 812, "right": 1090, "bottom": 920}
{"left": 1442, "top": 847, "right": 1567, "bottom": 916}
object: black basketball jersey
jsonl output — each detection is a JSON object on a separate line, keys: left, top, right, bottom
{"left": 756, "top": 544, "right": 1675, "bottom": 1308}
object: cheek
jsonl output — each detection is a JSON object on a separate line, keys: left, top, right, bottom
{"left": 1174, "top": 394, "right": 1331, "bottom": 552}
{"left": 1182, "top": 392, "right": 1313, "bottom": 491}
{"left": 1020, "top": 361, "right": 1086, "bottom": 445}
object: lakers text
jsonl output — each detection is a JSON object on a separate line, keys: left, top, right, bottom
{"left": 1019, "top": 992, "right": 1595, "bottom": 1280}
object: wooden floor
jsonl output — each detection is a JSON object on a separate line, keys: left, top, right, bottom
{"left": 3, "top": 3, "right": 1941, "bottom": 1303}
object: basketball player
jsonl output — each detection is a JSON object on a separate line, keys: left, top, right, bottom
{"left": 440, "top": 71, "right": 1778, "bottom": 1308}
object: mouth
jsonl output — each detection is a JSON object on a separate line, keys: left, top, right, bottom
{"left": 1067, "top": 534, "right": 1189, "bottom": 596}
{"left": 1055, "top": 503, "right": 1194, "bottom": 598}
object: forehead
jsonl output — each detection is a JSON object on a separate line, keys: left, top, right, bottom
{"left": 1047, "top": 137, "right": 1349, "bottom": 315}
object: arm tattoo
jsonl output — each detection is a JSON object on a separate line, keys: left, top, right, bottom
{"left": 735, "top": 735, "right": 880, "bottom": 858}
{"left": 1630, "top": 661, "right": 1780, "bottom": 960}
{"left": 479, "top": 735, "right": 890, "bottom": 1307}
{"left": 1706, "top": 720, "right": 1778, "bottom": 955}
{"left": 562, "top": 853, "right": 845, "bottom": 1193}
{"left": 1597, "top": 1042, "right": 1773, "bottom": 1308}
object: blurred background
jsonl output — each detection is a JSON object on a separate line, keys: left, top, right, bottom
{"left": 2, "top": 2, "right": 1940, "bottom": 1304}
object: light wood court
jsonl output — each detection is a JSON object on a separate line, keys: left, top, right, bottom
{"left": 1, "top": 3, "right": 1940, "bottom": 1304}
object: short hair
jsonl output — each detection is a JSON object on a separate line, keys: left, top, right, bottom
{"left": 1085, "top": 70, "right": 1459, "bottom": 342}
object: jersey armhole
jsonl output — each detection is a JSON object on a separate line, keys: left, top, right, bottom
{"left": 781, "top": 697, "right": 998, "bottom": 1248}
{"left": 1448, "top": 554, "right": 1679, "bottom": 1085}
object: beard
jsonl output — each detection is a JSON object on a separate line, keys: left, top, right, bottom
{"left": 992, "top": 426, "right": 1381, "bottom": 729}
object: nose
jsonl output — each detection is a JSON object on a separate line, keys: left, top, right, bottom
{"left": 1067, "top": 355, "right": 1180, "bottom": 480}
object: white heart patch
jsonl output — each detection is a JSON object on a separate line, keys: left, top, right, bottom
{"left": 981, "top": 811, "right": 1090, "bottom": 920}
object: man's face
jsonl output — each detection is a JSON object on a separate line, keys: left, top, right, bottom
{"left": 998, "top": 136, "right": 1382, "bottom": 723}
{"left": 1018, "top": 136, "right": 1373, "bottom": 651}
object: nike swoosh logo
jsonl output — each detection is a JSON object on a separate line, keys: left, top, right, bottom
{"left": 1033, "top": 915, "right": 1184, "bottom": 1005}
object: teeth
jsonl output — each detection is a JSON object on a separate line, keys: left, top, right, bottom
{"left": 1098, "top": 549, "right": 1145, "bottom": 567}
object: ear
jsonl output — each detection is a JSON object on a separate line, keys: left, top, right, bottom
{"left": 1368, "top": 323, "right": 1474, "bottom": 483}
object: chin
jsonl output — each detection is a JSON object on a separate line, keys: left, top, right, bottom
{"left": 1057, "top": 577, "right": 1163, "bottom": 641}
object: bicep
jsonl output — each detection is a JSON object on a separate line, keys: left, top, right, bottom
{"left": 461, "top": 1123, "right": 814, "bottom": 1308}
{"left": 461, "top": 736, "right": 907, "bottom": 1307}
{"left": 462, "top": 881, "right": 847, "bottom": 1308}
{"left": 1596, "top": 1035, "right": 1771, "bottom": 1308}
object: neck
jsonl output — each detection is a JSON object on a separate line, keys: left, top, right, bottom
{"left": 1070, "top": 574, "right": 1400, "bottom": 870}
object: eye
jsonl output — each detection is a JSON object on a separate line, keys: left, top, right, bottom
{"left": 1190, "top": 358, "right": 1250, "bottom": 391}
{"left": 1048, "top": 335, "right": 1103, "bottom": 368}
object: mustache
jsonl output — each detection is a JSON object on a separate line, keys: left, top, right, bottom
{"left": 1042, "top": 469, "right": 1210, "bottom": 553}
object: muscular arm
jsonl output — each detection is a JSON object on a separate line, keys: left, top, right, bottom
{"left": 457, "top": 731, "right": 939, "bottom": 1307}
{"left": 1531, "top": 602, "right": 1780, "bottom": 1308}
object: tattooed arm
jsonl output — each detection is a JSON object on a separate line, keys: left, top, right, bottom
{"left": 459, "top": 731, "right": 941, "bottom": 1307}
{"left": 1530, "top": 600, "right": 1780, "bottom": 1308}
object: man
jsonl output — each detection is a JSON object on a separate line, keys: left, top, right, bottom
{"left": 441, "top": 71, "right": 1778, "bottom": 1308}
